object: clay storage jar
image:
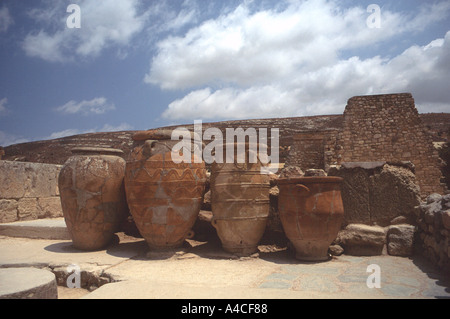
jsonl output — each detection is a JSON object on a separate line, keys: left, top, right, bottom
{"left": 277, "top": 176, "right": 344, "bottom": 261}
{"left": 210, "top": 142, "right": 270, "bottom": 256}
{"left": 58, "top": 147, "right": 128, "bottom": 251}
{"left": 124, "top": 129, "right": 206, "bottom": 250}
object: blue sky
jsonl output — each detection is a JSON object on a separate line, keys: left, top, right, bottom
{"left": 0, "top": 0, "right": 449, "bottom": 146}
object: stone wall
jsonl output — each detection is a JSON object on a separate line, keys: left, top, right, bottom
{"left": 340, "top": 93, "right": 445, "bottom": 197}
{"left": 327, "top": 162, "right": 421, "bottom": 257}
{"left": 286, "top": 93, "right": 446, "bottom": 197}
{"left": 0, "top": 161, "right": 63, "bottom": 223}
{"left": 415, "top": 193, "right": 450, "bottom": 274}
{"left": 286, "top": 129, "right": 342, "bottom": 171}
{"left": 285, "top": 131, "right": 327, "bottom": 169}
{"left": 328, "top": 162, "right": 421, "bottom": 227}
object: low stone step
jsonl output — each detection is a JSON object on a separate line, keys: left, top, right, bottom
{"left": 0, "top": 218, "right": 70, "bottom": 240}
{"left": 0, "top": 267, "right": 58, "bottom": 299}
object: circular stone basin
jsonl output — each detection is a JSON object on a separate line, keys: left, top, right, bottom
{"left": 0, "top": 268, "right": 58, "bottom": 299}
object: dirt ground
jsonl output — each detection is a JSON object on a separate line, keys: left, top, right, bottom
{"left": 58, "top": 286, "right": 90, "bottom": 299}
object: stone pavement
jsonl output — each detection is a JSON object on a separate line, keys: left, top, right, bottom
{"left": 0, "top": 218, "right": 449, "bottom": 299}
{"left": 255, "top": 253, "right": 450, "bottom": 298}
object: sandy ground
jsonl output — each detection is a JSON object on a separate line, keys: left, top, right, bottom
{"left": 58, "top": 286, "right": 90, "bottom": 299}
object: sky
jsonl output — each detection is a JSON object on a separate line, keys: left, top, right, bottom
{"left": 0, "top": 0, "right": 449, "bottom": 146}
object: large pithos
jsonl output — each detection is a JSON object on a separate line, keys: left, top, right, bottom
{"left": 124, "top": 130, "right": 206, "bottom": 250}
{"left": 277, "top": 176, "right": 344, "bottom": 261}
{"left": 58, "top": 147, "right": 127, "bottom": 251}
{"left": 211, "top": 143, "right": 270, "bottom": 256}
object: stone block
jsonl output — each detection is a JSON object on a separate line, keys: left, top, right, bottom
{"left": 442, "top": 194, "right": 450, "bottom": 204}
{"left": 328, "top": 244, "right": 344, "bottom": 256}
{"left": 336, "top": 224, "right": 386, "bottom": 256}
{"left": 304, "top": 169, "right": 327, "bottom": 176}
{"left": 389, "top": 215, "right": 410, "bottom": 225}
{"left": 328, "top": 166, "right": 371, "bottom": 224}
{"left": 0, "top": 199, "right": 18, "bottom": 223}
{"left": 442, "top": 210, "right": 450, "bottom": 230}
{"left": 427, "top": 193, "right": 442, "bottom": 204}
{"left": 0, "top": 218, "right": 70, "bottom": 240}
{"left": 0, "top": 161, "right": 61, "bottom": 199}
{"left": 0, "top": 267, "right": 57, "bottom": 299}
{"left": 341, "top": 161, "right": 386, "bottom": 170}
{"left": 37, "top": 197, "right": 63, "bottom": 218}
{"left": 387, "top": 225, "right": 416, "bottom": 256}
{"left": 17, "top": 198, "right": 40, "bottom": 220}
{"left": 328, "top": 163, "right": 420, "bottom": 226}
{"left": 369, "top": 165, "right": 421, "bottom": 225}
{"left": 422, "top": 201, "right": 441, "bottom": 224}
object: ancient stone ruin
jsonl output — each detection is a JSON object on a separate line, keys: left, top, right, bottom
{"left": 416, "top": 193, "right": 450, "bottom": 271}
{"left": 286, "top": 93, "right": 446, "bottom": 197}
{"left": 281, "top": 93, "right": 448, "bottom": 273}
{"left": 0, "top": 161, "right": 63, "bottom": 223}
{"left": 0, "top": 92, "right": 449, "bottom": 279}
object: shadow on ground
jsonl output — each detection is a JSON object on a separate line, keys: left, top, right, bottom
{"left": 411, "top": 254, "right": 450, "bottom": 298}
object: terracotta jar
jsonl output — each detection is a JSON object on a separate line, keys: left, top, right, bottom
{"left": 124, "top": 130, "right": 206, "bottom": 250}
{"left": 277, "top": 176, "right": 344, "bottom": 261}
{"left": 58, "top": 147, "right": 127, "bottom": 251}
{"left": 211, "top": 143, "right": 270, "bottom": 255}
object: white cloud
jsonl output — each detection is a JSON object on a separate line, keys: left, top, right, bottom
{"left": 149, "top": 0, "right": 450, "bottom": 120}
{"left": 100, "top": 122, "right": 134, "bottom": 132}
{"left": 23, "top": 30, "right": 67, "bottom": 63}
{"left": 46, "top": 123, "right": 133, "bottom": 140}
{"left": 23, "top": 0, "right": 148, "bottom": 62}
{"left": 56, "top": 97, "right": 115, "bottom": 115}
{"left": 0, "top": 121, "right": 134, "bottom": 146}
{"left": 163, "top": 86, "right": 299, "bottom": 120}
{"left": 0, "top": 98, "right": 9, "bottom": 116}
{"left": 146, "top": 0, "right": 448, "bottom": 90}
{"left": 162, "top": 31, "right": 450, "bottom": 120}
{"left": 0, "top": 131, "right": 29, "bottom": 147}
{"left": 405, "top": 1, "right": 450, "bottom": 32}
{"left": 165, "top": 6, "right": 198, "bottom": 32}
{"left": 0, "top": 6, "right": 14, "bottom": 33}
{"left": 46, "top": 128, "right": 92, "bottom": 140}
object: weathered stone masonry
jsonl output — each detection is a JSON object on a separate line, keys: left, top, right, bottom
{"left": 341, "top": 93, "right": 444, "bottom": 196}
{"left": 288, "top": 93, "right": 446, "bottom": 197}
{"left": 416, "top": 193, "right": 450, "bottom": 274}
{"left": 0, "top": 161, "right": 63, "bottom": 223}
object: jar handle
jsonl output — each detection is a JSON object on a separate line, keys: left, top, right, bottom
{"left": 143, "top": 140, "right": 157, "bottom": 157}
{"left": 296, "top": 184, "right": 310, "bottom": 194}
{"left": 186, "top": 230, "right": 195, "bottom": 239}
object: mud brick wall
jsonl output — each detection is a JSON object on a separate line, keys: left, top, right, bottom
{"left": 0, "top": 161, "right": 63, "bottom": 223}
{"left": 340, "top": 93, "right": 445, "bottom": 197}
